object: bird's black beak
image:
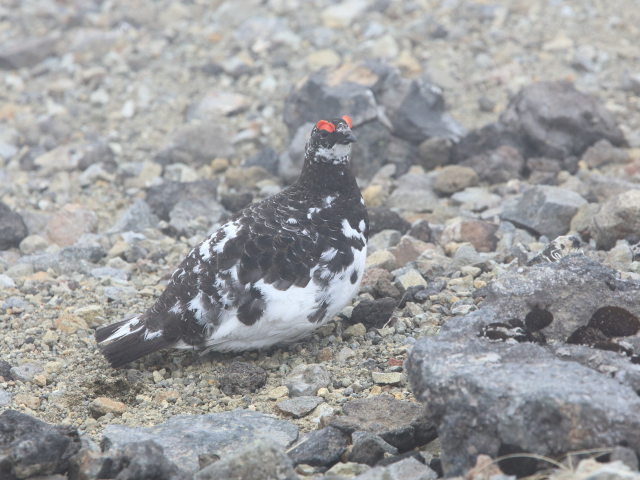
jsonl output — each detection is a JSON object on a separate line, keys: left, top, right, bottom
{"left": 341, "top": 130, "right": 357, "bottom": 144}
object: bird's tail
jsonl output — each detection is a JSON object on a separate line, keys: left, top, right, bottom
{"left": 95, "top": 315, "right": 170, "bottom": 368}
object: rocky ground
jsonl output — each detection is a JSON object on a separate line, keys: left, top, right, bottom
{"left": 2, "top": 0, "right": 640, "bottom": 479}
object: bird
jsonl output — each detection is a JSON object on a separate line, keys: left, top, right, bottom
{"left": 95, "top": 115, "right": 369, "bottom": 367}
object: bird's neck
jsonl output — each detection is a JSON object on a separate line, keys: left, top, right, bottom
{"left": 297, "top": 157, "right": 358, "bottom": 196}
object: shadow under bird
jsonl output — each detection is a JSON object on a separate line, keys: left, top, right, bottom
{"left": 95, "top": 115, "right": 369, "bottom": 367}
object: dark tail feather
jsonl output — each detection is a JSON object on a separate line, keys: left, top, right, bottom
{"left": 95, "top": 315, "right": 170, "bottom": 368}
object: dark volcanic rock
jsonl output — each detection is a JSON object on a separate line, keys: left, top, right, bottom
{"left": 146, "top": 179, "right": 225, "bottom": 236}
{"left": 217, "top": 361, "right": 267, "bottom": 395}
{"left": 477, "top": 255, "right": 640, "bottom": 344}
{"left": 0, "top": 360, "right": 12, "bottom": 380}
{"left": 283, "top": 70, "right": 378, "bottom": 134}
{"left": 348, "top": 431, "right": 398, "bottom": 466}
{"left": 70, "top": 440, "right": 187, "bottom": 480}
{"left": 287, "top": 426, "right": 349, "bottom": 468}
{"left": 196, "top": 440, "right": 297, "bottom": 480}
{"left": 350, "top": 298, "right": 397, "bottom": 329}
{"left": 501, "top": 186, "right": 586, "bottom": 238}
{"left": 408, "top": 328, "right": 640, "bottom": 476}
{"left": 407, "top": 255, "right": 640, "bottom": 476}
{"left": 282, "top": 63, "right": 463, "bottom": 180}
{"left": 451, "top": 123, "right": 524, "bottom": 163}
{"left": 242, "top": 147, "right": 280, "bottom": 176}
{"left": 102, "top": 411, "right": 299, "bottom": 473}
{"left": 452, "top": 82, "right": 626, "bottom": 166}
{"left": 350, "top": 119, "right": 416, "bottom": 180}
{"left": 0, "top": 202, "right": 28, "bottom": 250}
{"left": 374, "top": 68, "right": 465, "bottom": 144}
{"left": 146, "top": 180, "right": 219, "bottom": 221}
{"left": 368, "top": 207, "right": 411, "bottom": 236}
{"left": 0, "top": 410, "right": 81, "bottom": 479}
{"left": 329, "top": 394, "right": 436, "bottom": 452}
{"left": 500, "top": 81, "right": 626, "bottom": 159}
{"left": 220, "top": 191, "right": 253, "bottom": 213}
{"left": 461, "top": 146, "right": 525, "bottom": 183}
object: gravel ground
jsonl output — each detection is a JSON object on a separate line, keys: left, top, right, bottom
{"left": 1, "top": 0, "right": 640, "bottom": 475}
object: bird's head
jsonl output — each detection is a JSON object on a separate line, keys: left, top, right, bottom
{"left": 305, "top": 115, "right": 356, "bottom": 165}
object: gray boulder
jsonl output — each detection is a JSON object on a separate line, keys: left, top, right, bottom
{"left": 500, "top": 81, "right": 626, "bottom": 159}
{"left": 329, "top": 394, "right": 436, "bottom": 452}
{"left": 591, "top": 189, "right": 640, "bottom": 250}
{"left": 0, "top": 410, "right": 81, "bottom": 478}
{"left": 69, "top": 440, "right": 187, "bottom": 480}
{"left": 287, "top": 426, "right": 348, "bottom": 468}
{"left": 195, "top": 440, "right": 298, "bottom": 480}
{"left": 406, "top": 255, "right": 640, "bottom": 476}
{"left": 155, "top": 123, "right": 234, "bottom": 166}
{"left": 501, "top": 186, "right": 586, "bottom": 238}
{"left": 452, "top": 81, "right": 626, "bottom": 167}
{"left": 102, "top": 410, "right": 299, "bottom": 474}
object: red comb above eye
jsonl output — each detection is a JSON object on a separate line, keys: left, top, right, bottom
{"left": 342, "top": 115, "right": 352, "bottom": 128}
{"left": 316, "top": 120, "right": 335, "bottom": 132}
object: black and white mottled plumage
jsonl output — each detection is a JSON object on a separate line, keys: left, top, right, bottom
{"left": 527, "top": 235, "right": 582, "bottom": 266}
{"left": 96, "top": 116, "right": 369, "bottom": 368}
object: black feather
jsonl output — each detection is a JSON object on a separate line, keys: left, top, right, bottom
{"left": 95, "top": 317, "right": 170, "bottom": 368}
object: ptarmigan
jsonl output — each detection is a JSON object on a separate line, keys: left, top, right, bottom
{"left": 96, "top": 116, "right": 369, "bottom": 367}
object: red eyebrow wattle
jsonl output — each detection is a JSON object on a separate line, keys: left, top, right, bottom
{"left": 342, "top": 115, "right": 352, "bottom": 128}
{"left": 316, "top": 120, "right": 335, "bottom": 132}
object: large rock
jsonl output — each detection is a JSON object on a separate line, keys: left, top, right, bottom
{"left": 477, "top": 255, "right": 640, "bottom": 344}
{"left": 145, "top": 180, "right": 225, "bottom": 236}
{"left": 283, "top": 68, "right": 378, "bottom": 134}
{"left": 460, "top": 146, "right": 525, "bottom": 183}
{"left": 109, "top": 199, "right": 159, "bottom": 233}
{"left": 195, "top": 440, "right": 297, "bottom": 480}
{"left": 501, "top": 186, "right": 586, "bottom": 238}
{"left": 329, "top": 394, "right": 436, "bottom": 452}
{"left": 146, "top": 180, "right": 218, "bottom": 221}
{"left": 155, "top": 123, "right": 234, "bottom": 166}
{"left": 451, "top": 82, "right": 626, "bottom": 165}
{"left": 499, "top": 81, "right": 626, "bottom": 159}
{"left": 373, "top": 67, "right": 465, "bottom": 144}
{"left": 348, "top": 431, "right": 398, "bottom": 466}
{"left": 440, "top": 218, "right": 499, "bottom": 253}
{"left": 287, "top": 426, "right": 349, "bottom": 467}
{"left": 70, "top": 440, "right": 187, "bottom": 480}
{"left": 0, "top": 410, "right": 81, "bottom": 478}
{"left": 0, "top": 35, "right": 58, "bottom": 69}
{"left": 349, "top": 119, "right": 416, "bottom": 180}
{"left": 353, "top": 457, "right": 437, "bottom": 480}
{"left": 451, "top": 123, "right": 524, "bottom": 164}
{"left": 0, "top": 202, "right": 28, "bottom": 250}
{"left": 591, "top": 189, "right": 640, "bottom": 250}
{"left": 282, "top": 62, "right": 464, "bottom": 180}
{"left": 387, "top": 172, "right": 439, "bottom": 213}
{"left": 102, "top": 411, "right": 299, "bottom": 473}
{"left": 45, "top": 203, "right": 98, "bottom": 247}
{"left": 406, "top": 255, "right": 640, "bottom": 476}
{"left": 367, "top": 207, "right": 410, "bottom": 236}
